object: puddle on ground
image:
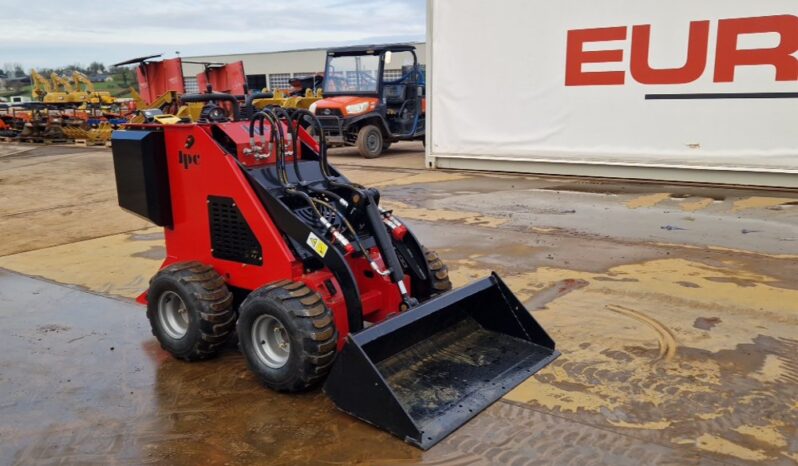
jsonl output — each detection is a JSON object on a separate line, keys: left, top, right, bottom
{"left": 432, "top": 250, "right": 798, "bottom": 463}
{"left": 693, "top": 317, "right": 722, "bottom": 330}
{"left": 131, "top": 245, "right": 166, "bottom": 260}
{"left": 489, "top": 257, "right": 798, "bottom": 464}
{"left": 381, "top": 199, "right": 507, "bottom": 228}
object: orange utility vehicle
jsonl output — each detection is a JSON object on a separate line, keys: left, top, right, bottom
{"left": 310, "top": 44, "right": 425, "bottom": 158}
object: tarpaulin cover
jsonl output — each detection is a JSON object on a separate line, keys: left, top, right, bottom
{"left": 429, "top": 0, "right": 798, "bottom": 172}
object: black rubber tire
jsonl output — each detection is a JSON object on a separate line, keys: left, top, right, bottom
{"left": 382, "top": 141, "right": 392, "bottom": 152}
{"left": 237, "top": 280, "right": 337, "bottom": 392}
{"left": 356, "top": 124, "right": 384, "bottom": 159}
{"left": 147, "top": 262, "right": 235, "bottom": 361}
{"left": 424, "top": 248, "right": 452, "bottom": 295}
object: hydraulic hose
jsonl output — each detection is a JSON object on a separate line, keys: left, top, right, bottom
{"left": 293, "top": 109, "right": 368, "bottom": 201}
{"left": 288, "top": 109, "right": 350, "bottom": 206}
{"left": 256, "top": 109, "right": 350, "bottom": 253}
{"left": 291, "top": 110, "right": 332, "bottom": 180}
{"left": 268, "top": 107, "right": 302, "bottom": 184}
{"left": 254, "top": 109, "right": 374, "bottom": 261}
{"left": 313, "top": 199, "right": 387, "bottom": 273}
{"left": 258, "top": 108, "right": 290, "bottom": 187}
{"left": 248, "top": 112, "right": 267, "bottom": 151}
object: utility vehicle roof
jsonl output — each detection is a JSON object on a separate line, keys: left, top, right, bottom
{"left": 326, "top": 44, "right": 416, "bottom": 56}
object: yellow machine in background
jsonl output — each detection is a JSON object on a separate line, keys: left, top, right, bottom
{"left": 30, "top": 70, "right": 51, "bottom": 101}
{"left": 251, "top": 88, "right": 323, "bottom": 111}
{"left": 129, "top": 88, "right": 177, "bottom": 112}
{"left": 127, "top": 89, "right": 201, "bottom": 124}
{"left": 30, "top": 70, "right": 70, "bottom": 104}
{"left": 49, "top": 73, "right": 82, "bottom": 104}
{"left": 71, "top": 71, "right": 115, "bottom": 105}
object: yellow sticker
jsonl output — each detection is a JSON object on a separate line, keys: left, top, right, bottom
{"left": 306, "top": 232, "right": 328, "bottom": 258}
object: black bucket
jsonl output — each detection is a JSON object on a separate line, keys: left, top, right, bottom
{"left": 323, "top": 273, "right": 559, "bottom": 449}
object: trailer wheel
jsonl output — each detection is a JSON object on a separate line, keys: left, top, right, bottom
{"left": 238, "top": 280, "right": 337, "bottom": 392}
{"left": 424, "top": 248, "right": 452, "bottom": 295}
{"left": 356, "top": 125, "right": 384, "bottom": 158}
{"left": 147, "top": 262, "right": 235, "bottom": 361}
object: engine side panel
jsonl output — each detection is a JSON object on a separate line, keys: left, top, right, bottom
{"left": 160, "top": 124, "right": 296, "bottom": 290}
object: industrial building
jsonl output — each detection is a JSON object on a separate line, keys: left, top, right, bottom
{"left": 180, "top": 42, "right": 427, "bottom": 93}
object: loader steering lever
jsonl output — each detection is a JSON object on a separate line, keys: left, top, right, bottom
{"left": 289, "top": 109, "right": 356, "bottom": 211}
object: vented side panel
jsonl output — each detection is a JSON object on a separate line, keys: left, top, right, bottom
{"left": 208, "top": 196, "right": 263, "bottom": 265}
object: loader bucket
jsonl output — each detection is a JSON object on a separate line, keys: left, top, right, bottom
{"left": 324, "top": 273, "right": 559, "bottom": 449}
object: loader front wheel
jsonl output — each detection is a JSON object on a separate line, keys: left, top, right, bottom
{"left": 147, "top": 262, "right": 235, "bottom": 361}
{"left": 238, "top": 281, "right": 337, "bottom": 392}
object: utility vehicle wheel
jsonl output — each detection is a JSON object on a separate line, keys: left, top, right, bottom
{"left": 147, "top": 262, "right": 235, "bottom": 361}
{"left": 238, "top": 280, "right": 337, "bottom": 392}
{"left": 356, "top": 125, "right": 384, "bottom": 159}
{"left": 424, "top": 248, "right": 452, "bottom": 295}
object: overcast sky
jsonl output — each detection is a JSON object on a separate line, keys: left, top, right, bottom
{"left": 1, "top": 0, "right": 426, "bottom": 69}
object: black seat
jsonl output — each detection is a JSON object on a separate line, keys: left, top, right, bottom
{"left": 383, "top": 84, "right": 407, "bottom": 104}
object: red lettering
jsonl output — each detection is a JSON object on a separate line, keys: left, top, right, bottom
{"left": 714, "top": 15, "right": 798, "bottom": 82}
{"left": 565, "top": 27, "right": 627, "bottom": 86}
{"left": 630, "top": 21, "right": 710, "bottom": 84}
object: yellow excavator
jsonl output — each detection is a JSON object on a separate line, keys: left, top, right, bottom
{"left": 30, "top": 70, "right": 70, "bottom": 104}
{"left": 71, "top": 71, "right": 115, "bottom": 105}
{"left": 30, "top": 70, "right": 51, "bottom": 101}
{"left": 49, "top": 72, "right": 81, "bottom": 104}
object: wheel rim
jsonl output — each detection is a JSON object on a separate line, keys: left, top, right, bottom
{"left": 366, "top": 131, "right": 381, "bottom": 153}
{"left": 251, "top": 314, "right": 290, "bottom": 369}
{"left": 157, "top": 291, "right": 189, "bottom": 339}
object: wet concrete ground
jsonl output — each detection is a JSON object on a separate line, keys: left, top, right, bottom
{"left": 1, "top": 141, "right": 797, "bottom": 465}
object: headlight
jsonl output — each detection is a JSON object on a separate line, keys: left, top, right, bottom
{"left": 345, "top": 102, "right": 370, "bottom": 115}
{"left": 309, "top": 102, "right": 318, "bottom": 114}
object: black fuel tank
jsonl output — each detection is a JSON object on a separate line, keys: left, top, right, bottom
{"left": 111, "top": 130, "right": 172, "bottom": 227}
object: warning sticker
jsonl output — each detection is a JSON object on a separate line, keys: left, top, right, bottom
{"left": 306, "top": 232, "right": 328, "bottom": 258}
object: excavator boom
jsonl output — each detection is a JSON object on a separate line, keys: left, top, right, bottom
{"left": 50, "top": 73, "right": 74, "bottom": 93}
{"left": 71, "top": 71, "right": 96, "bottom": 93}
{"left": 30, "top": 70, "right": 52, "bottom": 101}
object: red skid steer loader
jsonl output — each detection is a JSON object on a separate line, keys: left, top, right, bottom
{"left": 111, "top": 92, "right": 558, "bottom": 449}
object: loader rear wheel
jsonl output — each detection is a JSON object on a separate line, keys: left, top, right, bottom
{"left": 356, "top": 125, "right": 384, "bottom": 158}
{"left": 147, "top": 262, "right": 235, "bottom": 361}
{"left": 424, "top": 248, "right": 452, "bottom": 295}
{"left": 238, "top": 280, "right": 337, "bottom": 392}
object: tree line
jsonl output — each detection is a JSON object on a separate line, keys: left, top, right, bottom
{"left": 1, "top": 61, "right": 125, "bottom": 78}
